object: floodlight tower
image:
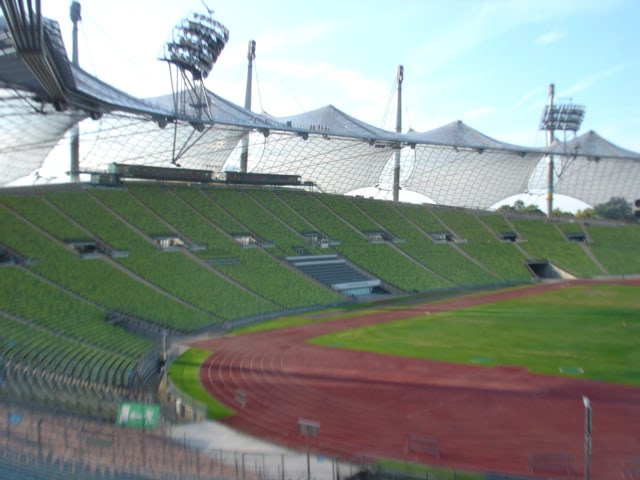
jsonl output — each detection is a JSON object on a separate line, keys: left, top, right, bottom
{"left": 239, "top": 40, "right": 256, "bottom": 173}
{"left": 162, "top": 8, "right": 229, "bottom": 126}
{"left": 538, "top": 83, "right": 585, "bottom": 217}
{"left": 392, "top": 65, "right": 403, "bottom": 202}
{"left": 69, "top": 1, "right": 81, "bottom": 183}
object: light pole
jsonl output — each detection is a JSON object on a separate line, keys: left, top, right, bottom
{"left": 538, "top": 83, "right": 585, "bottom": 217}
{"left": 392, "top": 65, "right": 403, "bottom": 203}
{"left": 583, "top": 396, "right": 592, "bottom": 480}
{"left": 162, "top": 329, "right": 168, "bottom": 387}
{"left": 69, "top": 1, "right": 81, "bottom": 183}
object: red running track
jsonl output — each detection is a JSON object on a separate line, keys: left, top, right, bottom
{"left": 192, "top": 280, "right": 640, "bottom": 479}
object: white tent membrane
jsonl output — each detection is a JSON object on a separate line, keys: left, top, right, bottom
{"left": 249, "top": 105, "right": 399, "bottom": 192}
{"left": 1, "top": 10, "right": 639, "bottom": 210}
{"left": 0, "top": 89, "right": 85, "bottom": 183}
{"left": 402, "top": 121, "right": 543, "bottom": 209}
{"left": 71, "top": 111, "right": 247, "bottom": 173}
{"left": 551, "top": 131, "right": 640, "bottom": 207}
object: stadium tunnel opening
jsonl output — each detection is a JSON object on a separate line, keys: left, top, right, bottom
{"left": 526, "top": 260, "right": 576, "bottom": 280}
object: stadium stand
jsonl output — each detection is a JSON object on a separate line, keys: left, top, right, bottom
{"left": 584, "top": 223, "right": 640, "bottom": 275}
{"left": 279, "top": 190, "right": 451, "bottom": 291}
{"left": 510, "top": 218, "right": 604, "bottom": 277}
{"left": 288, "top": 254, "right": 381, "bottom": 296}
{"left": 353, "top": 198, "right": 499, "bottom": 286}
{"left": 1, "top": 182, "right": 640, "bottom": 480}
{"left": 45, "top": 188, "right": 277, "bottom": 321}
{"left": 428, "top": 209, "right": 533, "bottom": 282}
{"left": 1, "top": 4, "right": 640, "bottom": 478}
{"left": 2, "top": 183, "right": 640, "bottom": 421}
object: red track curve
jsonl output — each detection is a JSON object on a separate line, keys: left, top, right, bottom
{"left": 192, "top": 280, "right": 640, "bottom": 479}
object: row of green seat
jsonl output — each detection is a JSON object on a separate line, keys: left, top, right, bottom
{"left": 509, "top": 219, "right": 603, "bottom": 277}
{"left": 126, "top": 184, "right": 342, "bottom": 308}
{"left": 0, "top": 201, "right": 217, "bottom": 330}
{"left": 352, "top": 197, "right": 498, "bottom": 285}
{"left": 46, "top": 190, "right": 275, "bottom": 321}
{"left": 2, "top": 183, "right": 639, "bottom": 419}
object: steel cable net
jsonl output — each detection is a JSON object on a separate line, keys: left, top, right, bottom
{"left": 554, "top": 156, "right": 640, "bottom": 207}
{"left": 247, "top": 131, "right": 393, "bottom": 193}
{"left": 549, "top": 132, "right": 640, "bottom": 207}
{"left": 74, "top": 111, "right": 246, "bottom": 172}
{"left": 0, "top": 89, "right": 85, "bottom": 185}
{"left": 403, "top": 145, "right": 541, "bottom": 209}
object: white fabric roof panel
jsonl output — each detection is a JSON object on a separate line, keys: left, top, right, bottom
{"left": 144, "top": 90, "right": 283, "bottom": 131}
{"left": 75, "top": 112, "right": 245, "bottom": 173}
{"left": 404, "top": 144, "right": 541, "bottom": 209}
{"left": 252, "top": 105, "right": 398, "bottom": 193}
{"left": 551, "top": 130, "right": 640, "bottom": 161}
{"left": 277, "top": 105, "right": 399, "bottom": 143}
{"left": 249, "top": 131, "right": 393, "bottom": 194}
{"left": 2, "top": 12, "right": 640, "bottom": 208}
{"left": 405, "top": 120, "right": 540, "bottom": 154}
{"left": 403, "top": 121, "right": 542, "bottom": 208}
{"left": 554, "top": 155, "right": 640, "bottom": 207}
{"left": 0, "top": 90, "right": 85, "bottom": 184}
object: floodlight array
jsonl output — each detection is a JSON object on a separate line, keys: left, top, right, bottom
{"left": 164, "top": 11, "right": 229, "bottom": 80}
{"left": 539, "top": 104, "right": 586, "bottom": 132}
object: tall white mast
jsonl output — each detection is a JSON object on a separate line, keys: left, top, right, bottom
{"left": 69, "top": 1, "right": 81, "bottom": 183}
{"left": 392, "top": 65, "right": 403, "bottom": 202}
{"left": 538, "top": 83, "right": 585, "bottom": 217}
{"left": 545, "top": 83, "right": 555, "bottom": 217}
{"left": 240, "top": 40, "right": 256, "bottom": 173}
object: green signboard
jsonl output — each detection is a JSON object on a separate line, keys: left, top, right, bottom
{"left": 116, "top": 402, "right": 160, "bottom": 429}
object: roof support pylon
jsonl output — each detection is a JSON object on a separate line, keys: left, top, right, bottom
{"left": 240, "top": 40, "right": 256, "bottom": 173}
{"left": 392, "top": 65, "right": 403, "bottom": 202}
{"left": 545, "top": 83, "right": 555, "bottom": 217}
{"left": 70, "top": 1, "right": 81, "bottom": 183}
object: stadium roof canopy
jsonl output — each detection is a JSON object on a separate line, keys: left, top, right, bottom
{"left": 552, "top": 130, "right": 640, "bottom": 161}
{"left": 402, "top": 121, "right": 543, "bottom": 209}
{"left": 245, "top": 105, "right": 402, "bottom": 193}
{"left": 548, "top": 130, "right": 640, "bottom": 207}
{"left": 1, "top": 5, "right": 639, "bottom": 210}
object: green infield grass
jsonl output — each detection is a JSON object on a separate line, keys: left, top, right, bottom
{"left": 229, "top": 305, "right": 390, "bottom": 335}
{"left": 168, "top": 347, "right": 235, "bottom": 419}
{"left": 375, "top": 458, "right": 482, "bottom": 480}
{"left": 229, "top": 286, "right": 509, "bottom": 335}
{"left": 310, "top": 284, "right": 640, "bottom": 385}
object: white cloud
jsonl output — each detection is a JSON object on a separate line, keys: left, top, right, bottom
{"left": 464, "top": 106, "right": 496, "bottom": 120}
{"left": 260, "top": 59, "right": 333, "bottom": 81}
{"left": 559, "top": 62, "right": 629, "bottom": 98}
{"left": 252, "top": 21, "right": 335, "bottom": 57}
{"left": 535, "top": 29, "right": 568, "bottom": 45}
{"left": 508, "top": 86, "right": 545, "bottom": 113}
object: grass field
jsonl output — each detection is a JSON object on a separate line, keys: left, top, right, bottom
{"left": 310, "top": 284, "right": 640, "bottom": 385}
{"left": 171, "top": 283, "right": 640, "bottom": 424}
{"left": 167, "top": 347, "right": 235, "bottom": 419}
{"left": 168, "top": 282, "right": 638, "bottom": 479}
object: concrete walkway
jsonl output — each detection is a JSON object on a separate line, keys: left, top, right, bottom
{"left": 170, "top": 421, "right": 358, "bottom": 480}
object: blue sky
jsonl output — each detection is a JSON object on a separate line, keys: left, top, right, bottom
{"left": 42, "top": 0, "right": 640, "bottom": 151}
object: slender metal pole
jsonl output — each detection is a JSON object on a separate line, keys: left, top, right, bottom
{"left": 546, "top": 83, "right": 555, "bottom": 218}
{"left": 70, "top": 2, "right": 81, "bottom": 183}
{"left": 240, "top": 40, "right": 256, "bottom": 173}
{"left": 307, "top": 435, "right": 311, "bottom": 480}
{"left": 392, "top": 65, "right": 403, "bottom": 202}
{"left": 162, "top": 329, "right": 168, "bottom": 388}
{"left": 583, "top": 396, "right": 592, "bottom": 480}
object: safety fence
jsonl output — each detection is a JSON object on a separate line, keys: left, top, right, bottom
{"left": 0, "top": 400, "right": 367, "bottom": 480}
